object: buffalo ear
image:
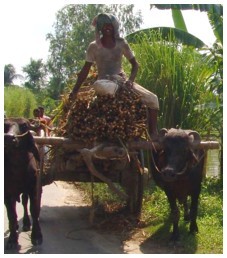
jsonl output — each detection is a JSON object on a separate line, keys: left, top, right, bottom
{"left": 159, "top": 128, "right": 168, "bottom": 137}
{"left": 27, "top": 131, "right": 40, "bottom": 162}
{"left": 188, "top": 131, "right": 201, "bottom": 148}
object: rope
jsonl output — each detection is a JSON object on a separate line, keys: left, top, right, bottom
{"left": 12, "top": 130, "right": 29, "bottom": 138}
{"left": 151, "top": 149, "right": 206, "bottom": 176}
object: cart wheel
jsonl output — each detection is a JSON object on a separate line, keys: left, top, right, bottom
{"left": 123, "top": 155, "right": 144, "bottom": 215}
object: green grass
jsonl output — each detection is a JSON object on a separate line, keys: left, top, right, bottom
{"left": 78, "top": 177, "right": 223, "bottom": 254}
{"left": 140, "top": 177, "right": 223, "bottom": 253}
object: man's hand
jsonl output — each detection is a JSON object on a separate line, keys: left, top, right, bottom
{"left": 68, "top": 91, "right": 76, "bottom": 101}
{"left": 125, "top": 80, "right": 134, "bottom": 89}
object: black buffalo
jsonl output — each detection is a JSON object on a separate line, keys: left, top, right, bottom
{"left": 150, "top": 128, "right": 205, "bottom": 241}
{"left": 4, "top": 117, "right": 43, "bottom": 249}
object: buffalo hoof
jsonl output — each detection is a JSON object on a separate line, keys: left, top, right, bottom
{"left": 31, "top": 231, "right": 43, "bottom": 246}
{"left": 31, "top": 236, "right": 43, "bottom": 246}
{"left": 170, "top": 231, "right": 179, "bottom": 242}
{"left": 189, "top": 222, "right": 198, "bottom": 233}
{"left": 6, "top": 239, "right": 18, "bottom": 250}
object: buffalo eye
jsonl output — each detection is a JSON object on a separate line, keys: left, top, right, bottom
{"left": 19, "top": 122, "right": 28, "bottom": 133}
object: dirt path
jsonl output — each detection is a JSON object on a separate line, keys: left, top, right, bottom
{"left": 4, "top": 181, "right": 150, "bottom": 254}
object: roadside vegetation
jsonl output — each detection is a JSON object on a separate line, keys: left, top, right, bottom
{"left": 78, "top": 176, "right": 223, "bottom": 254}
{"left": 141, "top": 177, "right": 223, "bottom": 254}
{"left": 4, "top": 86, "right": 37, "bottom": 118}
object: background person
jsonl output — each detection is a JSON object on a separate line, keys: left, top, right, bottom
{"left": 38, "top": 106, "right": 52, "bottom": 136}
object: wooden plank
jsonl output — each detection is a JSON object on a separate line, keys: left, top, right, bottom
{"left": 199, "top": 141, "right": 220, "bottom": 150}
{"left": 33, "top": 136, "right": 220, "bottom": 150}
{"left": 33, "top": 136, "right": 89, "bottom": 149}
{"left": 127, "top": 140, "right": 220, "bottom": 150}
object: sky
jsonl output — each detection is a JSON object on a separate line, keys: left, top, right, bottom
{"left": 1, "top": 0, "right": 219, "bottom": 83}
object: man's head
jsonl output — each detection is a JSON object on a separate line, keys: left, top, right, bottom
{"left": 33, "top": 108, "right": 40, "bottom": 118}
{"left": 38, "top": 106, "right": 44, "bottom": 117}
{"left": 95, "top": 13, "right": 119, "bottom": 33}
{"left": 92, "top": 13, "right": 120, "bottom": 44}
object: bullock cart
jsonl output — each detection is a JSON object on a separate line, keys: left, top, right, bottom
{"left": 33, "top": 135, "right": 219, "bottom": 215}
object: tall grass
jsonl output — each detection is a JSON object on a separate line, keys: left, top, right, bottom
{"left": 124, "top": 31, "right": 217, "bottom": 131}
{"left": 4, "top": 86, "right": 37, "bottom": 118}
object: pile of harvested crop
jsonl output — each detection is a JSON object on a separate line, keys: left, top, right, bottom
{"left": 54, "top": 82, "right": 147, "bottom": 143}
{"left": 43, "top": 76, "right": 148, "bottom": 183}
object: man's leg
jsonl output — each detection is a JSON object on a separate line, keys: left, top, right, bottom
{"left": 147, "top": 108, "right": 158, "bottom": 138}
{"left": 132, "top": 82, "right": 159, "bottom": 138}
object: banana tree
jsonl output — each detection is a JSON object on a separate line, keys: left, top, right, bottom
{"left": 150, "top": 4, "right": 223, "bottom": 45}
{"left": 132, "top": 4, "right": 223, "bottom": 179}
{"left": 127, "top": 27, "right": 206, "bottom": 48}
{"left": 149, "top": 4, "right": 223, "bottom": 133}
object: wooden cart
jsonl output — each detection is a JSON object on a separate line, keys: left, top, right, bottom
{"left": 34, "top": 136, "right": 219, "bottom": 215}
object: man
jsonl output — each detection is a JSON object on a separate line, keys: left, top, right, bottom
{"left": 69, "top": 13, "right": 159, "bottom": 138}
{"left": 38, "top": 106, "right": 52, "bottom": 136}
{"left": 33, "top": 108, "right": 41, "bottom": 119}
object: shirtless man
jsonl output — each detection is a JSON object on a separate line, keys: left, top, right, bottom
{"left": 69, "top": 13, "right": 159, "bottom": 138}
{"left": 38, "top": 106, "right": 52, "bottom": 136}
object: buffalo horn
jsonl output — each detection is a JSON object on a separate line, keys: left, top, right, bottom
{"left": 188, "top": 131, "right": 201, "bottom": 147}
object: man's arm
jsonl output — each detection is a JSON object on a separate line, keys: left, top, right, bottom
{"left": 126, "top": 57, "right": 139, "bottom": 87}
{"left": 70, "top": 61, "right": 93, "bottom": 99}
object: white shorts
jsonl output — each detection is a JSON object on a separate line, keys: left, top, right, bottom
{"left": 133, "top": 82, "right": 159, "bottom": 110}
{"left": 92, "top": 78, "right": 159, "bottom": 110}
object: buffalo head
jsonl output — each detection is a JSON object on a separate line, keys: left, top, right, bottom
{"left": 156, "top": 128, "right": 201, "bottom": 182}
{"left": 4, "top": 117, "right": 40, "bottom": 161}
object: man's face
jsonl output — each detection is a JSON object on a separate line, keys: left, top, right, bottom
{"left": 101, "top": 23, "right": 114, "bottom": 36}
{"left": 33, "top": 111, "right": 39, "bottom": 117}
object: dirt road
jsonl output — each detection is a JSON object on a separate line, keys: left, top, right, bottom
{"left": 4, "top": 181, "right": 149, "bottom": 254}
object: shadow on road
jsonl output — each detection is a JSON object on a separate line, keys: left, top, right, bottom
{"left": 4, "top": 204, "right": 127, "bottom": 254}
{"left": 139, "top": 218, "right": 198, "bottom": 254}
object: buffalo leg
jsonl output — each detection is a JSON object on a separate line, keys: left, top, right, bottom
{"left": 189, "top": 193, "right": 199, "bottom": 233}
{"left": 29, "top": 189, "right": 43, "bottom": 246}
{"left": 21, "top": 194, "right": 31, "bottom": 231}
{"left": 167, "top": 194, "right": 180, "bottom": 241}
{"left": 4, "top": 198, "right": 18, "bottom": 249}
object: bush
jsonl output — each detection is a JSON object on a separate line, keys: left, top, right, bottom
{"left": 124, "top": 31, "right": 218, "bottom": 132}
{"left": 4, "top": 85, "right": 37, "bottom": 118}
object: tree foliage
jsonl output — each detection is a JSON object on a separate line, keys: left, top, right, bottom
{"left": 4, "top": 64, "right": 23, "bottom": 85}
{"left": 22, "top": 58, "right": 47, "bottom": 94}
{"left": 46, "top": 4, "right": 142, "bottom": 99}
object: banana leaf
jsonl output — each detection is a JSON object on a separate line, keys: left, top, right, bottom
{"left": 126, "top": 27, "right": 206, "bottom": 48}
